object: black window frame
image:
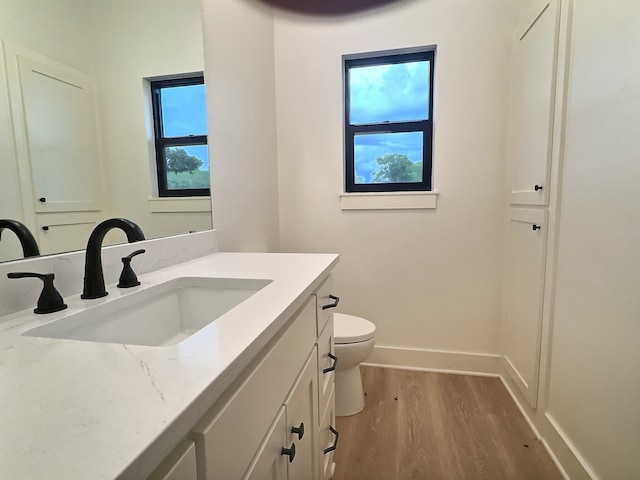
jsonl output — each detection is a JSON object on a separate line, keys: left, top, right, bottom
{"left": 151, "top": 75, "right": 210, "bottom": 197}
{"left": 344, "top": 48, "right": 435, "bottom": 193}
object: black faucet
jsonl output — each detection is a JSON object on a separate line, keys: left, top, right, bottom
{"left": 81, "top": 218, "right": 145, "bottom": 299}
{"left": 0, "top": 219, "right": 40, "bottom": 258}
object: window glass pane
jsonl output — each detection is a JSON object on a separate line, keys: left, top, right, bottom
{"left": 161, "top": 83, "right": 207, "bottom": 137}
{"left": 354, "top": 132, "right": 423, "bottom": 184}
{"left": 349, "top": 60, "right": 429, "bottom": 125}
{"left": 163, "top": 145, "right": 210, "bottom": 190}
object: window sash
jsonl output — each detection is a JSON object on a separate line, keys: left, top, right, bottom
{"left": 344, "top": 48, "right": 434, "bottom": 193}
{"left": 151, "top": 76, "right": 210, "bottom": 197}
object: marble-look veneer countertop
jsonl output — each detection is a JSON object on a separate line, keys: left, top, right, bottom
{"left": 0, "top": 252, "right": 339, "bottom": 479}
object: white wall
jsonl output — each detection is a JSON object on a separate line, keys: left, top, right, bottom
{"left": 543, "top": 1, "right": 640, "bottom": 477}
{"left": 201, "top": 0, "right": 280, "bottom": 252}
{"left": 273, "top": 0, "right": 516, "bottom": 353}
{"left": 0, "top": 0, "right": 92, "bottom": 70}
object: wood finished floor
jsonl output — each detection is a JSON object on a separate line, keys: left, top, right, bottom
{"left": 333, "top": 366, "right": 563, "bottom": 480}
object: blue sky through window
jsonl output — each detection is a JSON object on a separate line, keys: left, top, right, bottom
{"left": 349, "top": 61, "right": 429, "bottom": 124}
{"left": 160, "top": 84, "right": 209, "bottom": 170}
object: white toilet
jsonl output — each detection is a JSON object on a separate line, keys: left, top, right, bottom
{"left": 333, "top": 313, "right": 376, "bottom": 417}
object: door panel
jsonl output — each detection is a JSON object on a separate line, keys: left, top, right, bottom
{"left": 510, "top": 0, "right": 560, "bottom": 205}
{"left": 18, "top": 55, "right": 103, "bottom": 213}
{"left": 502, "top": 208, "right": 548, "bottom": 407}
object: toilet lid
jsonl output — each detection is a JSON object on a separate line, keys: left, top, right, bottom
{"left": 333, "top": 313, "right": 376, "bottom": 344}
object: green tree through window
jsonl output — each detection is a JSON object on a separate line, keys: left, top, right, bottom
{"left": 371, "top": 153, "right": 423, "bottom": 183}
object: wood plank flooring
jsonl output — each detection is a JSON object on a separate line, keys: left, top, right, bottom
{"left": 333, "top": 366, "right": 563, "bottom": 480}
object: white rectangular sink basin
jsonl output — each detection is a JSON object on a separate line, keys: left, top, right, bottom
{"left": 23, "top": 277, "right": 272, "bottom": 346}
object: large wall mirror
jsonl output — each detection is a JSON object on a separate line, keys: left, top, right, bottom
{"left": 0, "top": 0, "right": 212, "bottom": 263}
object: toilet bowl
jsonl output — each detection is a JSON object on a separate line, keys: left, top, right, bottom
{"left": 333, "top": 313, "right": 376, "bottom": 416}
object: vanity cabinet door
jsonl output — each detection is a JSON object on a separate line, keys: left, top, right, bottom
{"left": 243, "top": 349, "right": 319, "bottom": 480}
{"left": 243, "top": 407, "right": 288, "bottom": 480}
{"left": 284, "top": 350, "right": 320, "bottom": 480}
{"left": 147, "top": 440, "right": 197, "bottom": 480}
{"left": 192, "top": 297, "right": 316, "bottom": 480}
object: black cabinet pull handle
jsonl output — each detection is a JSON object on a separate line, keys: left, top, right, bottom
{"left": 532, "top": 224, "right": 542, "bottom": 231}
{"left": 291, "top": 422, "right": 304, "bottom": 440}
{"left": 534, "top": 184, "right": 543, "bottom": 191}
{"left": 38, "top": 197, "right": 46, "bottom": 203}
{"left": 281, "top": 443, "right": 296, "bottom": 462}
{"left": 323, "top": 426, "right": 340, "bottom": 454}
{"left": 323, "top": 353, "right": 338, "bottom": 374}
{"left": 322, "top": 294, "right": 340, "bottom": 310}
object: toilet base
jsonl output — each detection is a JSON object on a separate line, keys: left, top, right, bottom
{"left": 335, "top": 364, "right": 366, "bottom": 416}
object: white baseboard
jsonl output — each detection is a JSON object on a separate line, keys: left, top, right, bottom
{"left": 543, "top": 413, "right": 599, "bottom": 480}
{"left": 364, "top": 346, "right": 595, "bottom": 480}
{"left": 363, "top": 345, "right": 502, "bottom": 376}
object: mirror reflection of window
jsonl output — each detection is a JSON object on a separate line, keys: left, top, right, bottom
{"left": 151, "top": 76, "right": 210, "bottom": 197}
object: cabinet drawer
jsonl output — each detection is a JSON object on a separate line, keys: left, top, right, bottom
{"left": 319, "top": 385, "right": 337, "bottom": 480}
{"left": 317, "top": 316, "right": 335, "bottom": 423}
{"left": 315, "top": 274, "right": 336, "bottom": 336}
{"left": 192, "top": 296, "right": 316, "bottom": 480}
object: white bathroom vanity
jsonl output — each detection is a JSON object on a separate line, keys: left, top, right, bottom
{"left": 0, "top": 250, "right": 339, "bottom": 479}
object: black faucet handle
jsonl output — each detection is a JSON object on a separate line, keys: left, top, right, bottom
{"left": 117, "top": 249, "right": 146, "bottom": 289}
{"left": 123, "top": 249, "right": 146, "bottom": 261}
{"left": 7, "top": 272, "right": 68, "bottom": 314}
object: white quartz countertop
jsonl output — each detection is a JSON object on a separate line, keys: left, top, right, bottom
{"left": 0, "top": 252, "right": 338, "bottom": 479}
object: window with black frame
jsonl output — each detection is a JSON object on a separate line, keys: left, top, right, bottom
{"left": 344, "top": 47, "right": 435, "bottom": 193}
{"left": 151, "top": 76, "right": 210, "bottom": 197}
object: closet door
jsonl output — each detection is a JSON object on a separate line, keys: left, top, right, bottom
{"left": 509, "top": 0, "right": 560, "bottom": 205}
{"left": 17, "top": 54, "right": 103, "bottom": 213}
{"left": 502, "top": 208, "right": 548, "bottom": 407}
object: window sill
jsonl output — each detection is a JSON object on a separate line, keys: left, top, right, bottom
{"left": 339, "top": 191, "right": 438, "bottom": 210}
{"left": 148, "top": 196, "right": 211, "bottom": 213}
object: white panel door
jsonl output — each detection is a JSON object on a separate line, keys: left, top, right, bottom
{"left": 502, "top": 208, "right": 548, "bottom": 407}
{"left": 510, "top": 0, "right": 560, "bottom": 205}
{"left": 18, "top": 55, "right": 103, "bottom": 213}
